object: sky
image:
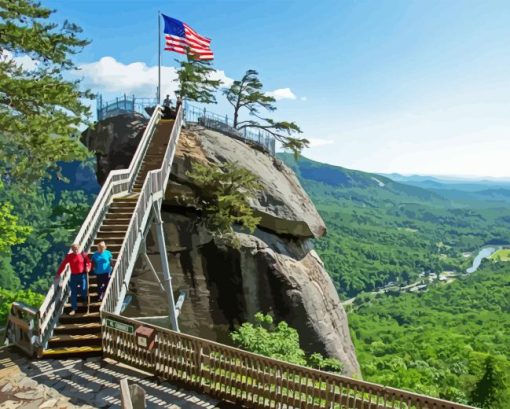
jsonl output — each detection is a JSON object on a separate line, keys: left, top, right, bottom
{"left": 41, "top": 0, "right": 510, "bottom": 178}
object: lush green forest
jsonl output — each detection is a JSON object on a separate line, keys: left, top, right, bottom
{"left": 348, "top": 261, "right": 510, "bottom": 407}
{"left": 280, "top": 153, "right": 510, "bottom": 298}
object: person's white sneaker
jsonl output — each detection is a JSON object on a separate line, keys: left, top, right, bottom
{"left": 69, "top": 310, "right": 76, "bottom": 316}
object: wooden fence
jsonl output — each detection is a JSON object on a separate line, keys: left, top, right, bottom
{"left": 102, "top": 312, "right": 475, "bottom": 409}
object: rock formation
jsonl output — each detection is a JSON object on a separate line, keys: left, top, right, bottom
{"left": 83, "top": 117, "right": 360, "bottom": 376}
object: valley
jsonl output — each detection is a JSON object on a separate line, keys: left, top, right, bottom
{"left": 279, "top": 153, "right": 510, "bottom": 406}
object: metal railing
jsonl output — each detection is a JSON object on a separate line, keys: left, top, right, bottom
{"left": 102, "top": 312, "right": 474, "bottom": 409}
{"left": 7, "top": 106, "right": 164, "bottom": 355}
{"left": 101, "top": 107, "right": 183, "bottom": 315}
{"left": 183, "top": 102, "right": 276, "bottom": 155}
{"left": 97, "top": 95, "right": 276, "bottom": 156}
{"left": 97, "top": 95, "right": 158, "bottom": 121}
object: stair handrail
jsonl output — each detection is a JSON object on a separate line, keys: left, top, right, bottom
{"left": 10, "top": 107, "right": 163, "bottom": 354}
{"left": 101, "top": 106, "right": 183, "bottom": 315}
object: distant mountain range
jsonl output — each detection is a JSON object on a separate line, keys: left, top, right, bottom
{"left": 382, "top": 173, "right": 510, "bottom": 192}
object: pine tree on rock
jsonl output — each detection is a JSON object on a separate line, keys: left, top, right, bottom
{"left": 175, "top": 55, "right": 222, "bottom": 104}
{"left": 224, "top": 69, "right": 309, "bottom": 156}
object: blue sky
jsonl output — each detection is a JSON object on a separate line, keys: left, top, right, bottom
{"left": 46, "top": 0, "right": 510, "bottom": 178}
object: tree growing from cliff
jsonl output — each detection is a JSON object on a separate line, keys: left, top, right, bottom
{"left": 231, "top": 313, "right": 344, "bottom": 373}
{"left": 0, "top": 0, "right": 93, "bottom": 185}
{"left": 186, "top": 161, "right": 261, "bottom": 245}
{"left": 175, "top": 55, "right": 222, "bottom": 104}
{"left": 223, "top": 70, "right": 309, "bottom": 156}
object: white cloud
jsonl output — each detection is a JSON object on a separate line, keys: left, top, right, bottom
{"left": 75, "top": 56, "right": 234, "bottom": 99}
{"left": 1, "top": 50, "right": 39, "bottom": 71}
{"left": 300, "top": 96, "right": 308, "bottom": 101}
{"left": 307, "top": 138, "right": 334, "bottom": 148}
{"left": 266, "top": 87, "right": 297, "bottom": 100}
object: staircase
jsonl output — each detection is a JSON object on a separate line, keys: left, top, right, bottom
{"left": 40, "top": 119, "right": 177, "bottom": 357}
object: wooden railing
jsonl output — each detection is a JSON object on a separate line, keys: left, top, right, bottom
{"left": 102, "top": 312, "right": 475, "bottom": 409}
{"left": 6, "top": 303, "right": 38, "bottom": 356}
{"left": 101, "top": 106, "right": 183, "bottom": 315}
{"left": 7, "top": 106, "right": 163, "bottom": 355}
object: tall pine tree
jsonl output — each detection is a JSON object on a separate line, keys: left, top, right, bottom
{"left": 0, "top": 0, "right": 93, "bottom": 185}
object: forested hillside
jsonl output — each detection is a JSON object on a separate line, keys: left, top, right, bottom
{"left": 349, "top": 261, "right": 510, "bottom": 407}
{"left": 279, "top": 153, "right": 510, "bottom": 297}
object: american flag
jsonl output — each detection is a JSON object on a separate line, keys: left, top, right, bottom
{"left": 162, "top": 14, "right": 214, "bottom": 60}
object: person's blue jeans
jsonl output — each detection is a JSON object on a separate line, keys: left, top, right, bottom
{"left": 70, "top": 273, "right": 87, "bottom": 311}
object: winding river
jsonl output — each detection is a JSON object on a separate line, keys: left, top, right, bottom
{"left": 466, "top": 247, "right": 499, "bottom": 273}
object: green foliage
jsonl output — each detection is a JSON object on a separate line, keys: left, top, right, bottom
{"left": 0, "top": 0, "right": 93, "bottom": 185}
{"left": 175, "top": 56, "right": 222, "bottom": 104}
{"left": 349, "top": 263, "right": 510, "bottom": 406}
{"left": 0, "top": 287, "right": 44, "bottom": 323}
{"left": 0, "top": 184, "right": 93, "bottom": 291}
{"left": 186, "top": 161, "right": 261, "bottom": 243}
{"left": 231, "top": 313, "right": 344, "bottom": 374}
{"left": 280, "top": 152, "right": 510, "bottom": 298}
{"left": 231, "top": 313, "right": 307, "bottom": 366}
{"left": 224, "top": 70, "right": 309, "bottom": 156}
{"left": 470, "top": 356, "right": 510, "bottom": 409}
{"left": 0, "top": 182, "right": 31, "bottom": 254}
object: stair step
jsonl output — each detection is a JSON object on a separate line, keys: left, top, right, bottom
{"left": 59, "top": 312, "right": 100, "bottom": 324}
{"left": 99, "top": 225, "right": 128, "bottom": 231}
{"left": 54, "top": 322, "right": 102, "bottom": 335}
{"left": 97, "top": 231, "right": 127, "bottom": 236}
{"left": 64, "top": 303, "right": 101, "bottom": 314}
{"left": 48, "top": 333, "right": 102, "bottom": 348}
{"left": 94, "top": 238, "right": 124, "bottom": 245}
{"left": 102, "top": 219, "right": 130, "bottom": 225}
{"left": 107, "top": 210, "right": 133, "bottom": 216}
{"left": 41, "top": 345, "right": 102, "bottom": 358}
{"left": 109, "top": 202, "right": 137, "bottom": 208}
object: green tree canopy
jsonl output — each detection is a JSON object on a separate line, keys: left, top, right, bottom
{"left": 231, "top": 313, "right": 344, "bottom": 373}
{"left": 175, "top": 55, "right": 222, "bottom": 104}
{"left": 224, "top": 70, "right": 309, "bottom": 156}
{"left": 0, "top": 0, "right": 93, "bottom": 185}
{"left": 186, "top": 161, "right": 261, "bottom": 242}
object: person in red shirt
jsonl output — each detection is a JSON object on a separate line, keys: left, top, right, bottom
{"left": 56, "top": 243, "right": 91, "bottom": 315}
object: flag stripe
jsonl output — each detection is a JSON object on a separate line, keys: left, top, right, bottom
{"left": 162, "top": 15, "right": 214, "bottom": 60}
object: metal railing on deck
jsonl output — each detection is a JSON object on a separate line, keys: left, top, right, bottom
{"left": 97, "top": 95, "right": 158, "bottom": 121}
{"left": 101, "top": 107, "right": 183, "bottom": 314}
{"left": 102, "top": 312, "right": 474, "bottom": 409}
{"left": 97, "top": 95, "right": 276, "bottom": 156}
{"left": 7, "top": 106, "right": 164, "bottom": 355}
{"left": 183, "top": 102, "right": 276, "bottom": 155}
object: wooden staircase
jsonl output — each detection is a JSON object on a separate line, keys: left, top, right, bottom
{"left": 41, "top": 119, "right": 175, "bottom": 357}
{"left": 132, "top": 119, "right": 175, "bottom": 193}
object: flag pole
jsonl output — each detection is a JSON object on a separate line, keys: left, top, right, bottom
{"left": 157, "top": 10, "right": 161, "bottom": 104}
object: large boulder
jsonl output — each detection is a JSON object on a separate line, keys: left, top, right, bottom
{"left": 170, "top": 127, "right": 327, "bottom": 239}
{"left": 124, "top": 209, "right": 360, "bottom": 376}
{"left": 81, "top": 113, "right": 147, "bottom": 184}
{"left": 83, "top": 119, "right": 360, "bottom": 376}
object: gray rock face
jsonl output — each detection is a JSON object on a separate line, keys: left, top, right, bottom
{"left": 171, "top": 127, "right": 326, "bottom": 238}
{"left": 84, "top": 120, "right": 360, "bottom": 376}
{"left": 81, "top": 113, "right": 147, "bottom": 184}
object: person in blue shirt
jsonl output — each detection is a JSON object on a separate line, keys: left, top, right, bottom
{"left": 91, "top": 241, "right": 113, "bottom": 302}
